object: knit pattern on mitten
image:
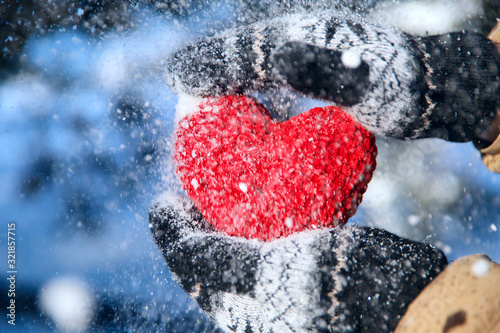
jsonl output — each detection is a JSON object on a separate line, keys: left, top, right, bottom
{"left": 165, "top": 12, "right": 500, "bottom": 141}
{"left": 149, "top": 194, "right": 448, "bottom": 333}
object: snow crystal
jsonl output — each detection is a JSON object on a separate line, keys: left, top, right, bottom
{"left": 407, "top": 214, "right": 421, "bottom": 226}
{"left": 77, "top": 8, "right": 84, "bottom": 16}
{"left": 239, "top": 182, "right": 248, "bottom": 193}
{"left": 471, "top": 258, "right": 491, "bottom": 277}
{"left": 175, "top": 93, "right": 204, "bottom": 124}
{"left": 285, "top": 217, "right": 293, "bottom": 228}
{"left": 442, "top": 244, "right": 452, "bottom": 256}
{"left": 341, "top": 50, "right": 362, "bottom": 69}
{"left": 191, "top": 178, "right": 200, "bottom": 190}
{"left": 490, "top": 223, "right": 498, "bottom": 232}
{"left": 39, "top": 277, "right": 95, "bottom": 333}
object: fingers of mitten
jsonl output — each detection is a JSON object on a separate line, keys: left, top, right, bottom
{"left": 416, "top": 32, "right": 500, "bottom": 142}
{"left": 149, "top": 197, "right": 258, "bottom": 294}
{"left": 149, "top": 192, "right": 214, "bottom": 249}
{"left": 271, "top": 41, "right": 370, "bottom": 105}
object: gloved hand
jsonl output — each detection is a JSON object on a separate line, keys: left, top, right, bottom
{"left": 165, "top": 12, "right": 500, "bottom": 142}
{"left": 474, "top": 22, "right": 500, "bottom": 173}
{"left": 149, "top": 192, "right": 448, "bottom": 333}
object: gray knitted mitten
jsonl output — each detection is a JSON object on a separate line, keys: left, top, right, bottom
{"left": 166, "top": 12, "right": 500, "bottom": 142}
{"left": 149, "top": 193, "right": 447, "bottom": 333}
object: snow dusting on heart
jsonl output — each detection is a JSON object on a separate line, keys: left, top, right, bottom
{"left": 174, "top": 95, "right": 377, "bottom": 241}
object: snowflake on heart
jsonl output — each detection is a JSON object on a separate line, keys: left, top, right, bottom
{"left": 174, "top": 95, "right": 377, "bottom": 241}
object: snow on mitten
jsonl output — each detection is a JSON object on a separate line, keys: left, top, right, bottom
{"left": 149, "top": 192, "right": 448, "bottom": 333}
{"left": 174, "top": 95, "right": 377, "bottom": 241}
{"left": 166, "top": 12, "right": 500, "bottom": 142}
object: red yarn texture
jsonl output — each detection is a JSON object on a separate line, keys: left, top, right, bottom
{"left": 174, "top": 95, "right": 377, "bottom": 241}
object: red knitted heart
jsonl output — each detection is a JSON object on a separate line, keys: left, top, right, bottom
{"left": 174, "top": 95, "right": 377, "bottom": 241}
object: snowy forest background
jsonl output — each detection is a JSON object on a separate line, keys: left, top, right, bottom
{"left": 1, "top": 0, "right": 499, "bottom": 332}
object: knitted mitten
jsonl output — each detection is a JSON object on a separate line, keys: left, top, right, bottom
{"left": 166, "top": 13, "right": 500, "bottom": 142}
{"left": 150, "top": 192, "right": 448, "bottom": 333}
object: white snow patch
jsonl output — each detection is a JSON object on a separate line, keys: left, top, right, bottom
{"left": 175, "top": 93, "right": 204, "bottom": 124}
{"left": 39, "top": 277, "right": 95, "bottom": 333}
{"left": 285, "top": 217, "right": 293, "bottom": 229}
{"left": 191, "top": 178, "right": 200, "bottom": 190}
{"left": 239, "top": 182, "right": 248, "bottom": 193}
{"left": 407, "top": 214, "right": 421, "bottom": 226}
{"left": 152, "top": 191, "right": 194, "bottom": 220}
{"left": 471, "top": 258, "right": 491, "bottom": 277}
{"left": 425, "top": 173, "right": 461, "bottom": 207}
{"left": 374, "top": 0, "right": 483, "bottom": 35}
{"left": 341, "top": 50, "right": 362, "bottom": 69}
